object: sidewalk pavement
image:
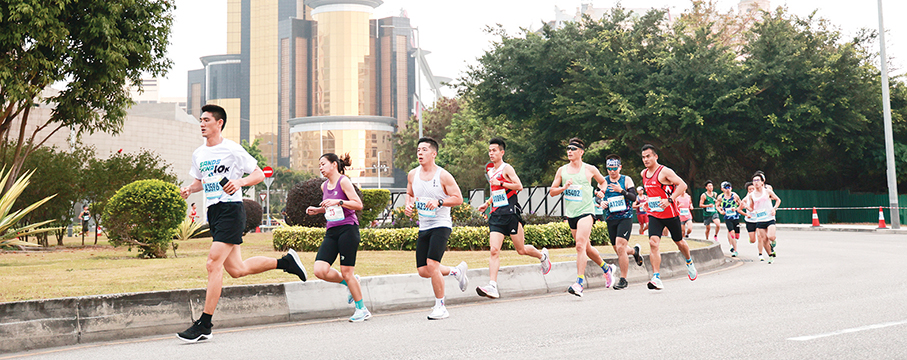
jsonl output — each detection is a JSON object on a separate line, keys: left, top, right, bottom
{"left": 682, "top": 222, "right": 907, "bottom": 234}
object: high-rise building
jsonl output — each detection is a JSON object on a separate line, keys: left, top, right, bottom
{"left": 189, "top": 0, "right": 415, "bottom": 187}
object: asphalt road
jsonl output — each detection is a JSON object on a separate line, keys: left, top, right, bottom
{"left": 5, "top": 229, "right": 907, "bottom": 359}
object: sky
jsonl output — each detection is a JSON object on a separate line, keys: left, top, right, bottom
{"left": 160, "top": 0, "right": 907, "bottom": 103}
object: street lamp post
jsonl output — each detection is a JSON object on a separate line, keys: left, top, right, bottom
{"left": 266, "top": 140, "right": 274, "bottom": 227}
{"left": 877, "top": 0, "right": 901, "bottom": 228}
{"left": 377, "top": 151, "right": 382, "bottom": 189}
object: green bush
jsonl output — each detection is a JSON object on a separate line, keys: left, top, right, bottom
{"left": 285, "top": 177, "right": 363, "bottom": 227}
{"left": 274, "top": 221, "right": 608, "bottom": 251}
{"left": 360, "top": 189, "right": 390, "bottom": 227}
{"left": 242, "top": 199, "right": 262, "bottom": 234}
{"left": 102, "top": 179, "right": 186, "bottom": 258}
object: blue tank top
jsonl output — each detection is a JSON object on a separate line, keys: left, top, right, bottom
{"left": 604, "top": 175, "right": 634, "bottom": 220}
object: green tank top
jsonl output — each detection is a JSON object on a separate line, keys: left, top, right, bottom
{"left": 703, "top": 192, "right": 718, "bottom": 213}
{"left": 561, "top": 164, "right": 594, "bottom": 218}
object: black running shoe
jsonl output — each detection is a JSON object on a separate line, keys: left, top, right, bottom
{"left": 613, "top": 278, "right": 628, "bottom": 290}
{"left": 283, "top": 249, "right": 307, "bottom": 282}
{"left": 177, "top": 320, "right": 212, "bottom": 343}
{"left": 632, "top": 244, "right": 644, "bottom": 266}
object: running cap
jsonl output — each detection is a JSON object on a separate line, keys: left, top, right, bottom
{"left": 606, "top": 158, "right": 620, "bottom": 167}
{"left": 636, "top": 186, "right": 644, "bottom": 192}
{"left": 721, "top": 181, "right": 731, "bottom": 189}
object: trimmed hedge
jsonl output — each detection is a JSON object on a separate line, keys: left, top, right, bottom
{"left": 242, "top": 199, "right": 262, "bottom": 234}
{"left": 359, "top": 189, "right": 390, "bottom": 226}
{"left": 273, "top": 221, "right": 609, "bottom": 251}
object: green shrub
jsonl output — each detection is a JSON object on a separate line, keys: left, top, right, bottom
{"left": 360, "top": 189, "right": 390, "bottom": 227}
{"left": 274, "top": 222, "right": 608, "bottom": 251}
{"left": 102, "top": 179, "right": 186, "bottom": 258}
{"left": 242, "top": 199, "right": 262, "bottom": 234}
{"left": 285, "top": 177, "right": 363, "bottom": 227}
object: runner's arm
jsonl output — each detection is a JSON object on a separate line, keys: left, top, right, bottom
{"left": 662, "top": 168, "right": 687, "bottom": 203}
{"left": 333, "top": 177, "right": 363, "bottom": 210}
{"left": 437, "top": 171, "right": 463, "bottom": 208}
{"left": 502, "top": 165, "right": 523, "bottom": 192}
{"left": 549, "top": 168, "right": 567, "bottom": 196}
{"left": 404, "top": 170, "right": 416, "bottom": 217}
{"left": 180, "top": 178, "right": 203, "bottom": 199}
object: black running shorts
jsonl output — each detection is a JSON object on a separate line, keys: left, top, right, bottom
{"left": 416, "top": 227, "right": 451, "bottom": 268}
{"left": 648, "top": 216, "right": 684, "bottom": 242}
{"left": 316, "top": 224, "right": 360, "bottom": 267}
{"left": 755, "top": 220, "right": 776, "bottom": 229}
{"left": 745, "top": 220, "right": 757, "bottom": 234}
{"left": 725, "top": 218, "right": 741, "bottom": 233}
{"left": 567, "top": 213, "right": 593, "bottom": 230}
{"left": 208, "top": 201, "right": 245, "bottom": 245}
{"left": 607, "top": 217, "right": 633, "bottom": 245}
{"left": 489, "top": 214, "right": 524, "bottom": 236}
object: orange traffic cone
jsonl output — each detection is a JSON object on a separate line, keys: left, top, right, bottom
{"left": 811, "top": 207, "right": 820, "bottom": 227}
{"left": 878, "top": 207, "right": 887, "bottom": 229}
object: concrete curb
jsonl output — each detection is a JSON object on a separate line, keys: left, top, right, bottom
{"left": 772, "top": 224, "right": 907, "bottom": 234}
{"left": 1, "top": 242, "right": 726, "bottom": 354}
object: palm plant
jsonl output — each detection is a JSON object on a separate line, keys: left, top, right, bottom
{"left": 171, "top": 218, "right": 209, "bottom": 257}
{"left": 0, "top": 169, "right": 60, "bottom": 249}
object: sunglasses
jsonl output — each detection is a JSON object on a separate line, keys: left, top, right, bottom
{"left": 606, "top": 167, "right": 619, "bottom": 171}
{"left": 567, "top": 146, "right": 578, "bottom": 151}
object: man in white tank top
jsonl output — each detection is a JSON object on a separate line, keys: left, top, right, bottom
{"left": 404, "top": 137, "right": 468, "bottom": 320}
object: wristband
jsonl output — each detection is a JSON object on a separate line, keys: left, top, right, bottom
{"left": 438, "top": 199, "right": 444, "bottom": 207}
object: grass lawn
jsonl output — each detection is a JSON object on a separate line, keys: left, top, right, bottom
{"left": 0, "top": 232, "right": 708, "bottom": 303}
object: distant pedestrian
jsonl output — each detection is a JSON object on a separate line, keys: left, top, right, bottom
{"left": 716, "top": 181, "right": 742, "bottom": 257}
{"left": 700, "top": 180, "right": 721, "bottom": 242}
{"left": 78, "top": 206, "right": 90, "bottom": 236}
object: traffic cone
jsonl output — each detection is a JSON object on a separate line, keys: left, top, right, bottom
{"left": 878, "top": 207, "right": 887, "bottom": 229}
{"left": 811, "top": 207, "right": 820, "bottom": 227}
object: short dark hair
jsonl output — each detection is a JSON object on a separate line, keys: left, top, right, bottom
{"left": 568, "top": 137, "right": 585, "bottom": 150}
{"left": 191, "top": 203, "right": 195, "bottom": 206}
{"left": 201, "top": 104, "right": 227, "bottom": 130}
{"left": 489, "top": 137, "right": 506, "bottom": 150}
{"left": 321, "top": 153, "right": 352, "bottom": 175}
{"left": 418, "top": 137, "right": 439, "bottom": 153}
{"left": 641, "top": 144, "right": 658, "bottom": 154}
{"left": 704, "top": 180, "right": 713, "bottom": 186}
{"left": 752, "top": 171, "right": 766, "bottom": 182}
{"left": 606, "top": 154, "right": 621, "bottom": 161}
{"left": 744, "top": 181, "right": 754, "bottom": 189}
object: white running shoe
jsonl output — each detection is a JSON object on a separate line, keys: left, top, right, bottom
{"left": 768, "top": 255, "right": 774, "bottom": 264}
{"left": 604, "top": 264, "right": 616, "bottom": 288}
{"left": 567, "top": 282, "right": 584, "bottom": 297}
{"left": 349, "top": 307, "right": 371, "bottom": 322}
{"left": 454, "top": 261, "right": 468, "bottom": 292}
{"left": 647, "top": 275, "right": 664, "bottom": 290}
{"left": 347, "top": 274, "right": 360, "bottom": 305}
{"left": 427, "top": 305, "right": 449, "bottom": 320}
{"left": 476, "top": 283, "right": 500, "bottom": 299}
{"left": 687, "top": 262, "right": 698, "bottom": 281}
{"left": 759, "top": 254, "right": 765, "bottom": 262}
{"left": 540, "top": 248, "right": 552, "bottom": 275}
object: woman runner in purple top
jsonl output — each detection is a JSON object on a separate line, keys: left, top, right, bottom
{"left": 306, "top": 153, "right": 371, "bottom": 322}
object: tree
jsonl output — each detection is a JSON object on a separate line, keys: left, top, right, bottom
{"left": 393, "top": 97, "right": 461, "bottom": 171}
{"left": 103, "top": 179, "right": 185, "bottom": 258}
{"left": 241, "top": 139, "right": 268, "bottom": 169}
{"left": 0, "top": 1, "right": 174, "bottom": 194}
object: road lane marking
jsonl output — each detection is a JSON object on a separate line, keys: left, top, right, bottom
{"left": 788, "top": 319, "right": 907, "bottom": 341}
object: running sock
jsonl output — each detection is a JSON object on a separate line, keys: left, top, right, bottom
{"left": 489, "top": 280, "right": 497, "bottom": 287}
{"left": 598, "top": 260, "right": 606, "bottom": 268}
{"left": 686, "top": 258, "right": 692, "bottom": 264}
{"left": 340, "top": 280, "right": 348, "bottom": 287}
{"left": 199, "top": 312, "right": 213, "bottom": 327}
{"left": 355, "top": 299, "right": 365, "bottom": 310}
{"left": 275, "top": 257, "right": 290, "bottom": 270}
{"left": 576, "top": 275, "right": 585, "bottom": 286}
{"left": 654, "top": 272, "right": 660, "bottom": 279}
{"left": 435, "top": 298, "right": 445, "bottom": 307}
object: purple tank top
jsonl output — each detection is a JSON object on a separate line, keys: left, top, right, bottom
{"left": 322, "top": 175, "right": 358, "bottom": 229}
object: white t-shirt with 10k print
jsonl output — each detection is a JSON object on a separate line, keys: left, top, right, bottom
{"left": 189, "top": 139, "right": 259, "bottom": 207}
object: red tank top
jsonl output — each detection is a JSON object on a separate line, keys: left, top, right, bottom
{"left": 641, "top": 165, "right": 680, "bottom": 219}
{"left": 488, "top": 163, "right": 518, "bottom": 215}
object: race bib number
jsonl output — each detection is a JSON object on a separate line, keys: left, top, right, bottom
{"left": 725, "top": 208, "right": 737, "bottom": 217}
{"left": 755, "top": 210, "right": 768, "bottom": 218}
{"left": 607, "top": 196, "right": 627, "bottom": 212}
{"left": 564, "top": 185, "right": 583, "bottom": 202}
{"left": 324, "top": 205, "right": 345, "bottom": 222}
{"left": 82, "top": 215, "right": 90, "bottom": 221}
{"left": 202, "top": 176, "right": 224, "bottom": 201}
{"left": 679, "top": 208, "right": 691, "bottom": 216}
{"left": 706, "top": 206, "right": 716, "bottom": 213}
{"left": 416, "top": 197, "right": 437, "bottom": 218}
{"left": 491, "top": 189, "right": 508, "bottom": 208}
{"left": 648, "top": 197, "right": 664, "bottom": 212}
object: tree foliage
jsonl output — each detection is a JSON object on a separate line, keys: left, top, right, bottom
{"left": 241, "top": 138, "right": 269, "bottom": 169}
{"left": 0, "top": 0, "right": 174, "bottom": 193}
{"left": 83, "top": 149, "right": 178, "bottom": 228}
{"left": 102, "top": 179, "right": 185, "bottom": 258}
{"left": 460, "top": 5, "right": 907, "bottom": 191}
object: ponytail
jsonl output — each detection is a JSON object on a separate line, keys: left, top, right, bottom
{"left": 321, "top": 152, "right": 352, "bottom": 175}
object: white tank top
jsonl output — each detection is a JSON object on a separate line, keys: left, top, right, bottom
{"left": 413, "top": 165, "right": 452, "bottom": 230}
{"left": 750, "top": 189, "right": 775, "bottom": 222}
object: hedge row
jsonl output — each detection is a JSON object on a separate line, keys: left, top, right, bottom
{"left": 273, "top": 222, "right": 609, "bottom": 251}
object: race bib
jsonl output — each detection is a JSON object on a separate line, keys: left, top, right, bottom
{"left": 755, "top": 210, "right": 768, "bottom": 218}
{"left": 725, "top": 208, "right": 738, "bottom": 217}
{"left": 415, "top": 197, "right": 437, "bottom": 218}
{"left": 648, "top": 197, "right": 664, "bottom": 212}
{"left": 82, "top": 215, "right": 90, "bottom": 221}
{"left": 491, "top": 189, "right": 508, "bottom": 208}
{"left": 706, "top": 206, "right": 716, "bottom": 213}
{"left": 324, "top": 205, "right": 345, "bottom": 222}
{"left": 607, "top": 196, "right": 627, "bottom": 212}
{"left": 202, "top": 176, "right": 224, "bottom": 201}
{"left": 564, "top": 185, "right": 583, "bottom": 202}
{"left": 679, "top": 208, "right": 691, "bottom": 216}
